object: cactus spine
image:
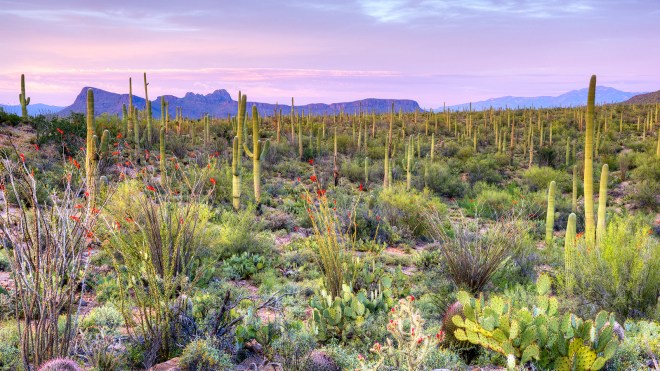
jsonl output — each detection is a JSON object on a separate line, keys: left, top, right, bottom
{"left": 564, "top": 213, "right": 577, "bottom": 294}
{"left": 85, "top": 89, "right": 96, "bottom": 208}
{"left": 545, "top": 181, "right": 556, "bottom": 246}
{"left": 232, "top": 92, "right": 246, "bottom": 210}
{"left": 19, "top": 74, "right": 30, "bottom": 121}
{"left": 596, "top": 163, "right": 608, "bottom": 245}
{"left": 584, "top": 75, "right": 596, "bottom": 249}
{"left": 244, "top": 105, "right": 270, "bottom": 206}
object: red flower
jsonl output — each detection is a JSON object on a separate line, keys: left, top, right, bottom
{"left": 310, "top": 175, "right": 317, "bottom": 182}
{"left": 146, "top": 185, "right": 156, "bottom": 192}
{"left": 73, "top": 159, "right": 80, "bottom": 169}
{"left": 308, "top": 159, "right": 314, "bottom": 165}
{"left": 114, "top": 221, "right": 121, "bottom": 230}
{"left": 33, "top": 144, "right": 39, "bottom": 151}
{"left": 125, "top": 217, "right": 133, "bottom": 223}
{"left": 112, "top": 151, "right": 120, "bottom": 155}
{"left": 56, "top": 128, "right": 64, "bottom": 135}
{"left": 417, "top": 337, "right": 423, "bottom": 344}
{"left": 408, "top": 295, "right": 415, "bottom": 301}
{"left": 19, "top": 153, "right": 25, "bottom": 162}
{"left": 297, "top": 177, "right": 301, "bottom": 182}
{"left": 86, "top": 231, "right": 94, "bottom": 238}
{"left": 210, "top": 177, "right": 216, "bottom": 185}
{"left": 70, "top": 215, "right": 80, "bottom": 222}
{"left": 359, "top": 183, "right": 363, "bottom": 191}
{"left": 117, "top": 133, "right": 123, "bottom": 139}
{"left": 92, "top": 207, "right": 100, "bottom": 214}
{"left": 74, "top": 204, "right": 83, "bottom": 209}
{"left": 179, "top": 217, "right": 184, "bottom": 225}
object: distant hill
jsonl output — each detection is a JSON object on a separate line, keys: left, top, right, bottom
{"left": 58, "top": 87, "right": 422, "bottom": 119}
{"left": 0, "top": 103, "right": 64, "bottom": 115}
{"left": 624, "top": 90, "right": 660, "bottom": 104}
{"left": 442, "top": 86, "right": 644, "bottom": 111}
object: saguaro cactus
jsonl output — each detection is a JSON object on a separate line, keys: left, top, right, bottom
{"left": 99, "top": 129, "right": 109, "bottom": 161}
{"left": 144, "top": 72, "right": 152, "bottom": 147}
{"left": 232, "top": 92, "right": 247, "bottom": 210}
{"left": 384, "top": 103, "right": 394, "bottom": 189}
{"left": 364, "top": 157, "right": 369, "bottom": 185}
{"left": 244, "top": 105, "right": 270, "bottom": 206}
{"left": 572, "top": 165, "right": 578, "bottom": 212}
{"left": 564, "top": 213, "right": 577, "bottom": 294}
{"left": 19, "top": 74, "right": 30, "bottom": 121}
{"left": 584, "top": 75, "right": 596, "bottom": 249}
{"left": 85, "top": 89, "right": 96, "bottom": 208}
{"left": 545, "top": 181, "right": 556, "bottom": 246}
{"left": 406, "top": 135, "right": 413, "bottom": 190}
{"left": 159, "top": 127, "right": 166, "bottom": 178}
{"left": 596, "top": 163, "right": 608, "bottom": 245}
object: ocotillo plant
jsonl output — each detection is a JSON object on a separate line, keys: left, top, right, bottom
{"left": 584, "top": 75, "right": 597, "bottom": 249}
{"left": 86, "top": 89, "right": 96, "bottom": 209}
{"left": 564, "top": 213, "right": 577, "bottom": 294}
{"left": 232, "top": 92, "right": 247, "bottom": 210}
{"left": 545, "top": 181, "right": 556, "bottom": 246}
{"left": 596, "top": 163, "right": 608, "bottom": 245}
{"left": 244, "top": 105, "right": 270, "bottom": 206}
{"left": 144, "top": 73, "right": 152, "bottom": 147}
{"left": 19, "top": 74, "right": 30, "bottom": 121}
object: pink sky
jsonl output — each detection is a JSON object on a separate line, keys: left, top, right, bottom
{"left": 1, "top": 0, "right": 658, "bottom": 108}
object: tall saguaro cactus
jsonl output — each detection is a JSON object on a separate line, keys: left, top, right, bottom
{"left": 232, "top": 92, "right": 247, "bottom": 210}
{"left": 19, "top": 74, "right": 30, "bottom": 121}
{"left": 160, "top": 127, "right": 166, "bottom": 178}
{"left": 144, "top": 73, "right": 152, "bottom": 147}
{"left": 384, "top": 104, "right": 394, "bottom": 189}
{"left": 596, "top": 163, "right": 608, "bottom": 244}
{"left": 545, "top": 181, "right": 556, "bottom": 246}
{"left": 85, "top": 89, "right": 96, "bottom": 209}
{"left": 244, "top": 105, "right": 270, "bottom": 206}
{"left": 564, "top": 213, "right": 577, "bottom": 294}
{"left": 584, "top": 75, "right": 597, "bottom": 249}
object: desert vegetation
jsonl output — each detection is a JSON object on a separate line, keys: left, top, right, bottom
{"left": 0, "top": 74, "right": 658, "bottom": 370}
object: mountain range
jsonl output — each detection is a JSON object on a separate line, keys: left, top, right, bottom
{"left": 0, "top": 103, "right": 65, "bottom": 115}
{"left": 624, "top": 90, "right": 660, "bottom": 104}
{"left": 441, "top": 86, "right": 644, "bottom": 111}
{"left": 57, "top": 87, "right": 422, "bottom": 119}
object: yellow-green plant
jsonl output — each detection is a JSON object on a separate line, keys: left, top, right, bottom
{"left": 452, "top": 274, "right": 619, "bottom": 371}
{"left": 86, "top": 88, "right": 97, "bottom": 209}
{"left": 596, "top": 163, "right": 608, "bottom": 244}
{"left": 564, "top": 213, "right": 577, "bottom": 294}
{"left": 19, "top": 74, "right": 30, "bottom": 121}
{"left": 232, "top": 92, "right": 246, "bottom": 210}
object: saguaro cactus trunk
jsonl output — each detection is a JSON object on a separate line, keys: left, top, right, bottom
{"left": 85, "top": 89, "right": 96, "bottom": 209}
{"left": 19, "top": 74, "right": 30, "bottom": 121}
{"left": 584, "top": 75, "right": 597, "bottom": 249}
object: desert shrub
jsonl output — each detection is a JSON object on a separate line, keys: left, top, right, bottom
{"left": 271, "top": 322, "right": 317, "bottom": 371}
{"left": 377, "top": 186, "right": 447, "bottom": 240}
{"left": 221, "top": 252, "right": 267, "bottom": 280}
{"left": 607, "top": 320, "right": 660, "bottom": 370}
{"left": 463, "top": 156, "right": 501, "bottom": 185}
{"left": 179, "top": 338, "right": 232, "bottom": 371}
{"left": 617, "top": 151, "right": 636, "bottom": 180}
{"left": 0, "top": 250, "right": 9, "bottom": 272}
{"left": 425, "top": 211, "right": 530, "bottom": 293}
{"left": 0, "top": 321, "right": 19, "bottom": 370}
{"left": 212, "top": 208, "right": 272, "bottom": 259}
{"left": 521, "top": 165, "right": 570, "bottom": 192}
{"left": 570, "top": 214, "right": 660, "bottom": 319}
{"left": 341, "top": 157, "right": 368, "bottom": 183}
{"left": 38, "top": 358, "right": 81, "bottom": 371}
{"left": 471, "top": 184, "right": 514, "bottom": 219}
{"left": 81, "top": 304, "right": 124, "bottom": 334}
{"left": 424, "top": 162, "right": 466, "bottom": 198}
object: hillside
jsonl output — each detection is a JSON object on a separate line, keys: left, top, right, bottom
{"left": 624, "top": 90, "right": 660, "bottom": 104}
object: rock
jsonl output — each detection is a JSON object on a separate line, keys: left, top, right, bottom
{"left": 303, "top": 350, "right": 339, "bottom": 371}
{"left": 149, "top": 358, "right": 180, "bottom": 371}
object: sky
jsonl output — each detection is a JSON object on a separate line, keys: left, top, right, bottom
{"left": 1, "top": 0, "right": 659, "bottom": 108}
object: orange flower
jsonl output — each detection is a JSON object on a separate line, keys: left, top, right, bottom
{"left": 74, "top": 204, "right": 83, "bottom": 209}
{"left": 310, "top": 175, "right": 317, "bottom": 182}
{"left": 19, "top": 153, "right": 25, "bottom": 162}
{"left": 70, "top": 215, "right": 80, "bottom": 222}
{"left": 210, "top": 177, "right": 216, "bottom": 185}
{"left": 56, "top": 128, "right": 64, "bottom": 135}
{"left": 146, "top": 185, "right": 156, "bottom": 192}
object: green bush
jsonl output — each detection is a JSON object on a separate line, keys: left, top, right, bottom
{"left": 81, "top": 304, "right": 124, "bottom": 334}
{"left": 521, "top": 166, "right": 570, "bottom": 192}
{"left": 424, "top": 162, "right": 466, "bottom": 198}
{"left": 212, "top": 208, "right": 272, "bottom": 259}
{"left": 179, "top": 338, "right": 232, "bottom": 371}
{"left": 570, "top": 214, "right": 660, "bottom": 319}
{"left": 221, "top": 252, "right": 267, "bottom": 280}
{"left": 377, "top": 185, "right": 447, "bottom": 240}
{"left": 464, "top": 156, "right": 501, "bottom": 185}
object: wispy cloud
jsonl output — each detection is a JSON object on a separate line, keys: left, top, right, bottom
{"left": 357, "top": 0, "right": 594, "bottom": 23}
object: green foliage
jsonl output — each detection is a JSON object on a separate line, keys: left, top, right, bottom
{"left": 452, "top": 274, "right": 620, "bottom": 370}
{"left": 522, "top": 166, "right": 571, "bottom": 192}
{"left": 212, "top": 208, "right": 272, "bottom": 259}
{"left": 179, "top": 338, "right": 232, "bottom": 371}
{"left": 81, "top": 304, "right": 124, "bottom": 334}
{"left": 424, "top": 162, "right": 466, "bottom": 198}
{"left": 570, "top": 214, "right": 660, "bottom": 319}
{"left": 377, "top": 185, "right": 446, "bottom": 240}
{"left": 221, "top": 252, "right": 267, "bottom": 280}
{"left": 464, "top": 155, "right": 501, "bottom": 185}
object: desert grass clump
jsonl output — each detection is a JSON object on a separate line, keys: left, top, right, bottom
{"left": 426, "top": 210, "right": 529, "bottom": 293}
